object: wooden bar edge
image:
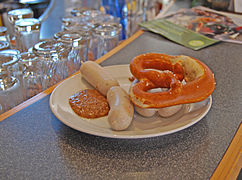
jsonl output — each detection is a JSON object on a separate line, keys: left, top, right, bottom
{"left": 0, "top": 30, "right": 144, "bottom": 122}
{"left": 211, "top": 123, "right": 242, "bottom": 180}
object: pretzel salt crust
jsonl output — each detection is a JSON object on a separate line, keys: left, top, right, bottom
{"left": 129, "top": 53, "right": 215, "bottom": 108}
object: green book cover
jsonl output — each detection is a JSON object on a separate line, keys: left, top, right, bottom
{"left": 139, "top": 19, "right": 219, "bottom": 50}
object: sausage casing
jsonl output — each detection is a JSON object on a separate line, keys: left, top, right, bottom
{"left": 107, "top": 86, "right": 134, "bottom": 131}
{"left": 80, "top": 61, "right": 119, "bottom": 96}
{"left": 135, "top": 104, "right": 182, "bottom": 117}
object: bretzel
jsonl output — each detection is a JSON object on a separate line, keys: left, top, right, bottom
{"left": 129, "top": 53, "right": 215, "bottom": 108}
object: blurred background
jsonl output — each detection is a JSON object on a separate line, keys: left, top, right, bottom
{"left": 0, "top": 0, "right": 238, "bottom": 39}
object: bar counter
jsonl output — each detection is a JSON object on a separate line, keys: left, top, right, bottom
{"left": 0, "top": 29, "right": 241, "bottom": 179}
{"left": 1, "top": 0, "right": 242, "bottom": 179}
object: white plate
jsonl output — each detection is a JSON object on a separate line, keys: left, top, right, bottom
{"left": 49, "top": 64, "right": 212, "bottom": 139}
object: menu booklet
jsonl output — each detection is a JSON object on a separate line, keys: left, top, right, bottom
{"left": 140, "top": 6, "right": 242, "bottom": 50}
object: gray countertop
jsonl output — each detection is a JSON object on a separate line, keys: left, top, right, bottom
{"left": 0, "top": 30, "right": 241, "bottom": 179}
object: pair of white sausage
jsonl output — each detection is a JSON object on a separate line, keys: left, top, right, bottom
{"left": 130, "top": 79, "right": 183, "bottom": 118}
{"left": 135, "top": 104, "right": 182, "bottom": 118}
{"left": 80, "top": 61, "right": 134, "bottom": 131}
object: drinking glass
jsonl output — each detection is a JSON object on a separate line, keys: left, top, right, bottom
{"left": 0, "top": 49, "right": 20, "bottom": 56}
{"left": 82, "top": 9, "right": 104, "bottom": 18}
{"left": 0, "top": 53, "right": 23, "bottom": 114}
{"left": 67, "top": 3, "right": 99, "bottom": 16}
{"left": 0, "top": 74, "right": 21, "bottom": 114}
{"left": 92, "top": 14, "right": 120, "bottom": 25}
{"left": 92, "top": 23, "right": 121, "bottom": 59}
{"left": 62, "top": 19, "right": 94, "bottom": 32}
{"left": 0, "top": 53, "right": 20, "bottom": 79}
{"left": 7, "top": 8, "right": 34, "bottom": 41}
{"left": 66, "top": 7, "right": 123, "bottom": 60}
{"left": 77, "top": 9, "right": 118, "bottom": 25}
{"left": 0, "top": 50, "right": 22, "bottom": 91}
{"left": 0, "top": 26, "right": 10, "bottom": 43}
{"left": 19, "top": 52, "right": 43, "bottom": 100}
{"left": 71, "top": 7, "right": 96, "bottom": 17}
{"left": 14, "top": 18, "right": 41, "bottom": 52}
{"left": 64, "top": 0, "right": 86, "bottom": 15}
{"left": 54, "top": 30, "right": 90, "bottom": 75}
{"left": 0, "top": 41, "right": 10, "bottom": 51}
{"left": 61, "top": 15, "right": 91, "bottom": 30}
{"left": 32, "top": 39, "right": 70, "bottom": 89}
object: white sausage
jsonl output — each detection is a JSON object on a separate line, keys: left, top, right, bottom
{"left": 158, "top": 105, "right": 182, "bottom": 117}
{"left": 135, "top": 105, "right": 183, "bottom": 118}
{"left": 135, "top": 105, "right": 156, "bottom": 117}
{"left": 130, "top": 78, "right": 183, "bottom": 118}
{"left": 80, "top": 61, "right": 119, "bottom": 96}
{"left": 107, "top": 86, "right": 134, "bottom": 131}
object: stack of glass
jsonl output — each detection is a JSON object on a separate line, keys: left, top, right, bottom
{"left": 32, "top": 39, "right": 70, "bottom": 89}
{"left": 0, "top": 1, "right": 164, "bottom": 114}
{"left": 19, "top": 52, "right": 44, "bottom": 100}
{"left": 7, "top": 8, "right": 34, "bottom": 43}
{"left": 14, "top": 18, "right": 41, "bottom": 52}
{"left": 62, "top": 8, "right": 122, "bottom": 60}
{"left": 0, "top": 53, "right": 23, "bottom": 114}
{"left": 54, "top": 30, "right": 90, "bottom": 75}
{"left": 0, "top": 26, "right": 10, "bottom": 43}
{"left": 0, "top": 41, "right": 10, "bottom": 51}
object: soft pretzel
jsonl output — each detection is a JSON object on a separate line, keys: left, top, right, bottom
{"left": 129, "top": 53, "right": 215, "bottom": 108}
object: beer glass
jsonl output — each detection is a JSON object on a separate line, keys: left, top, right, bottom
{"left": 54, "top": 30, "right": 90, "bottom": 75}
{"left": 7, "top": 8, "right": 34, "bottom": 41}
{"left": 0, "top": 53, "right": 22, "bottom": 114}
{"left": 19, "top": 52, "right": 44, "bottom": 100}
{"left": 15, "top": 18, "right": 41, "bottom": 52}
{"left": 33, "top": 39, "right": 70, "bottom": 89}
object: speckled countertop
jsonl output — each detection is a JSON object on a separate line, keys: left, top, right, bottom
{"left": 0, "top": 30, "right": 241, "bottom": 179}
{"left": 1, "top": 0, "right": 242, "bottom": 178}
